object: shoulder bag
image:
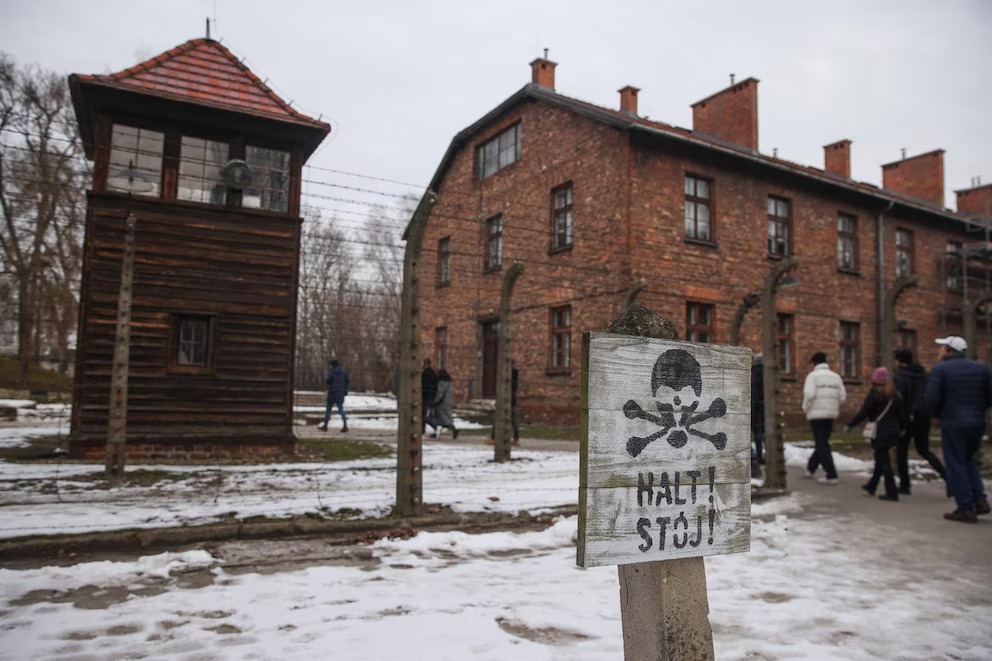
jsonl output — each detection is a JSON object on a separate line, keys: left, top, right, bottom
{"left": 862, "top": 397, "right": 894, "bottom": 441}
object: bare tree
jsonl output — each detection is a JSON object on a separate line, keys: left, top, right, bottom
{"left": 0, "top": 52, "right": 86, "bottom": 379}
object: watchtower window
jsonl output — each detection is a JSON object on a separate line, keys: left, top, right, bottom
{"left": 244, "top": 145, "right": 290, "bottom": 212}
{"left": 108, "top": 124, "right": 163, "bottom": 196}
{"left": 178, "top": 136, "right": 229, "bottom": 205}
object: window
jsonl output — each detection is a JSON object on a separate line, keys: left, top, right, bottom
{"left": 550, "top": 306, "right": 572, "bottom": 370}
{"left": 685, "top": 302, "right": 714, "bottom": 343}
{"left": 476, "top": 123, "right": 521, "bottom": 179}
{"left": 946, "top": 241, "right": 963, "bottom": 292}
{"left": 767, "top": 197, "right": 790, "bottom": 256}
{"left": 436, "top": 327, "right": 447, "bottom": 370}
{"left": 895, "top": 228, "right": 914, "bottom": 277}
{"left": 552, "top": 183, "right": 573, "bottom": 250}
{"left": 837, "top": 213, "right": 857, "bottom": 271}
{"left": 485, "top": 215, "right": 503, "bottom": 271}
{"left": 685, "top": 175, "right": 713, "bottom": 242}
{"left": 108, "top": 124, "right": 164, "bottom": 197}
{"left": 777, "top": 314, "right": 795, "bottom": 376}
{"left": 173, "top": 315, "right": 213, "bottom": 370}
{"left": 437, "top": 237, "right": 451, "bottom": 286}
{"left": 244, "top": 145, "right": 290, "bottom": 212}
{"left": 896, "top": 328, "right": 917, "bottom": 356}
{"left": 839, "top": 322, "right": 860, "bottom": 380}
{"left": 178, "top": 136, "right": 229, "bottom": 205}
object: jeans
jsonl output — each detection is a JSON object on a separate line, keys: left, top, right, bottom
{"left": 866, "top": 446, "right": 898, "bottom": 497}
{"left": 896, "top": 415, "right": 946, "bottom": 492}
{"left": 941, "top": 425, "right": 987, "bottom": 511}
{"left": 806, "top": 419, "right": 838, "bottom": 479}
{"left": 752, "top": 428, "right": 765, "bottom": 462}
{"left": 322, "top": 398, "right": 347, "bottom": 429}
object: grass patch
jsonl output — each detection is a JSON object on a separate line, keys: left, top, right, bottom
{"left": 296, "top": 439, "right": 393, "bottom": 462}
{"left": 0, "top": 435, "right": 67, "bottom": 462}
{"left": 0, "top": 356, "right": 72, "bottom": 393}
{"left": 517, "top": 425, "right": 580, "bottom": 441}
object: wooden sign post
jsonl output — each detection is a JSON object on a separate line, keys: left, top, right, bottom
{"left": 578, "top": 305, "right": 751, "bottom": 660}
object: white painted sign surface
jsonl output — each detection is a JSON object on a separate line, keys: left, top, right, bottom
{"left": 577, "top": 332, "right": 752, "bottom": 568}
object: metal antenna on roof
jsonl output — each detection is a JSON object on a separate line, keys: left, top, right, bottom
{"left": 773, "top": 148, "right": 778, "bottom": 158}
{"left": 205, "top": 17, "right": 211, "bottom": 40}
{"left": 730, "top": 73, "right": 735, "bottom": 85}
{"left": 543, "top": 48, "right": 549, "bottom": 59}
{"left": 901, "top": 148, "right": 907, "bottom": 159}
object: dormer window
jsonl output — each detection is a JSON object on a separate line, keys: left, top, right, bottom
{"left": 244, "top": 145, "right": 290, "bottom": 212}
{"left": 178, "top": 136, "right": 229, "bottom": 205}
{"left": 108, "top": 124, "right": 163, "bottom": 196}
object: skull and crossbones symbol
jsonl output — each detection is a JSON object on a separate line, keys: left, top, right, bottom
{"left": 623, "top": 348, "right": 728, "bottom": 457}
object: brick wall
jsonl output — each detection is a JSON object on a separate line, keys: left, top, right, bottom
{"left": 419, "top": 96, "right": 981, "bottom": 429}
{"left": 691, "top": 78, "right": 759, "bottom": 151}
{"left": 882, "top": 150, "right": 945, "bottom": 207}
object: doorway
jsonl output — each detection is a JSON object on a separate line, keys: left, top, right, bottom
{"left": 481, "top": 319, "right": 500, "bottom": 398}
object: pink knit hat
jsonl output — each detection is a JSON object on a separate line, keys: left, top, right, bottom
{"left": 871, "top": 367, "right": 889, "bottom": 385}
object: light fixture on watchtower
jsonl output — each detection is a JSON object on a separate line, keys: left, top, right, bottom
{"left": 106, "top": 160, "right": 155, "bottom": 194}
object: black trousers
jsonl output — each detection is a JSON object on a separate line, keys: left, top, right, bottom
{"left": 806, "top": 419, "right": 838, "bottom": 479}
{"left": 867, "top": 445, "right": 898, "bottom": 498}
{"left": 896, "top": 415, "right": 947, "bottom": 492}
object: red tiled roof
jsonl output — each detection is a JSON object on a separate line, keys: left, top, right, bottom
{"left": 73, "top": 38, "right": 326, "bottom": 129}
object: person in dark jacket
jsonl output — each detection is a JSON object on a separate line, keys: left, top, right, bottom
{"left": 924, "top": 335, "right": 992, "bottom": 523}
{"left": 893, "top": 349, "right": 947, "bottom": 494}
{"left": 428, "top": 369, "right": 459, "bottom": 440}
{"left": 845, "top": 367, "right": 907, "bottom": 501}
{"left": 318, "top": 358, "right": 349, "bottom": 433}
{"left": 421, "top": 359, "right": 438, "bottom": 434}
{"left": 751, "top": 354, "right": 765, "bottom": 464}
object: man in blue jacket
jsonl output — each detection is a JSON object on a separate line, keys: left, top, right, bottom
{"left": 924, "top": 336, "right": 992, "bottom": 523}
{"left": 318, "top": 358, "right": 350, "bottom": 433}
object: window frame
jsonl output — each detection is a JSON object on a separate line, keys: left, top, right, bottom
{"left": 684, "top": 174, "right": 714, "bottom": 244}
{"left": 685, "top": 302, "right": 715, "bottom": 343}
{"left": 168, "top": 313, "right": 217, "bottom": 374}
{"left": 945, "top": 241, "right": 963, "bottom": 293}
{"left": 437, "top": 236, "right": 451, "bottom": 287}
{"left": 895, "top": 328, "right": 917, "bottom": 357}
{"left": 777, "top": 313, "right": 795, "bottom": 376}
{"left": 475, "top": 123, "right": 521, "bottom": 180}
{"left": 435, "top": 326, "right": 448, "bottom": 370}
{"left": 243, "top": 144, "right": 291, "bottom": 213}
{"left": 839, "top": 321, "right": 861, "bottom": 381}
{"left": 551, "top": 182, "right": 574, "bottom": 252}
{"left": 895, "top": 228, "right": 914, "bottom": 277}
{"left": 177, "top": 135, "right": 230, "bottom": 206}
{"left": 767, "top": 196, "right": 791, "bottom": 257}
{"left": 549, "top": 305, "right": 572, "bottom": 373}
{"left": 107, "top": 123, "right": 165, "bottom": 198}
{"left": 485, "top": 214, "right": 503, "bottom": 273}
{"left": 837, "top": 213, "right": 858, "bottom": 272}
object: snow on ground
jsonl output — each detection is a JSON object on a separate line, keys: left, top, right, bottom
{"left": 1, "top": 508, "right": 989, "bottom": 660}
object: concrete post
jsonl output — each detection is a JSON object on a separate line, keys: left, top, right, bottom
{"left": 396, "top": 192, "right": 436, "bottom": 517}
{"left": 761, "top": 257, "right": 798, "bottom": 491}
{"left": 494, "top": 263, "right": 523, "bottom": 463}
{"left": 881, "top": 274, "right": 918, "bottom": 370}
{"left": 106, "top": 212, "right": 136, "bottom": 479}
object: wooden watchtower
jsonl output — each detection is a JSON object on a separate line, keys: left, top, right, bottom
{"left": 68, "top": 38, "right": 329, "bottom": 458}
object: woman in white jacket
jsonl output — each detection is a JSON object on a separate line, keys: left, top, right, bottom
{"left": 802, "top": 352, "right": 847, "bottom": 483}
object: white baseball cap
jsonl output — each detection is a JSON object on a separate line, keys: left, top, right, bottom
{"left": 935, "top": 335, "right": 967, "bottom": 352}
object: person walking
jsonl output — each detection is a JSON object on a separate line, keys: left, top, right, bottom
{"left": 751, "top": 353, "right": 765, "bottom": 465}
{"left": 318, "top": 358, "right": 349, "bottom": 433}
{"left": 421, "top": 358, "right": 438, "bottom": 435}
{"left": 845, "top": 367, "right": 907, "bottom": 501}
{"left": 924, "top": 336, "right": 992, "bottom": 523}
{"left": 429, "top": 369, "right": 459, "bottom": 440}
{"left": 802, "top": 352, "right": 847, "bottom": 484}
{"left": 893, "top": 349, "right": 947, "bottom": 494}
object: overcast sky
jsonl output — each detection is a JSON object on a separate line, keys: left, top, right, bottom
{"left": 3, "top": 0, "right": 990, "bottom": 214}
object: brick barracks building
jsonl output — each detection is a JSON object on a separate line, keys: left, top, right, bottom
{"left": 415, "top": 58, "right": 991, "bottom": 428}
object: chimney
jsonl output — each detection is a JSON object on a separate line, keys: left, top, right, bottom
{"left": 618, "top": 85, "right": 640, "bottom": 116}
{"left": 530, "top": 57, "right": 557, "bottom": 90}
{"left": 955, "top": 182, "right": 992, "bottom": 218}
{"left": 881, "top": 149, "right": 945, "bottom": 207}
{"left": 823, "top": 140, "right": 852, "bottom": 178}
{"left": 690, "top": 77, "right": 759, "bottom": 151}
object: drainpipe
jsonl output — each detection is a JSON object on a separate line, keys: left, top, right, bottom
{"left": 876, "top": 201, "right": 895, "bottom": 365}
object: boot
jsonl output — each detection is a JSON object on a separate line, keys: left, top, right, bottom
{"left": 944, "top": 509, "right": 978, "bottom": 524}
{"left": 976, "top": 497, "right": 991, "bottom": 515}
{"left": 341, "top": 426, "right": 349, "bottom": 433}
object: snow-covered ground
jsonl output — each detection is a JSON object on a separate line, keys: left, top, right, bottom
{"left": 1, "top": 419, "right": 990, "bottom": 659}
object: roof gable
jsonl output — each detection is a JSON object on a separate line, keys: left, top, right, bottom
{"left": 73, "top": 38, "right": 325, "bottom": 129}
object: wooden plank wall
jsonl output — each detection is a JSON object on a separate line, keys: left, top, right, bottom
{"left": 71, "top": 196, "right": 300, "bottom": 445}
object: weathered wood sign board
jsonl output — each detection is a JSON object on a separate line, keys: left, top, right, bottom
{"left": 577, "top": 332, "right": 751, "bottom": 568}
